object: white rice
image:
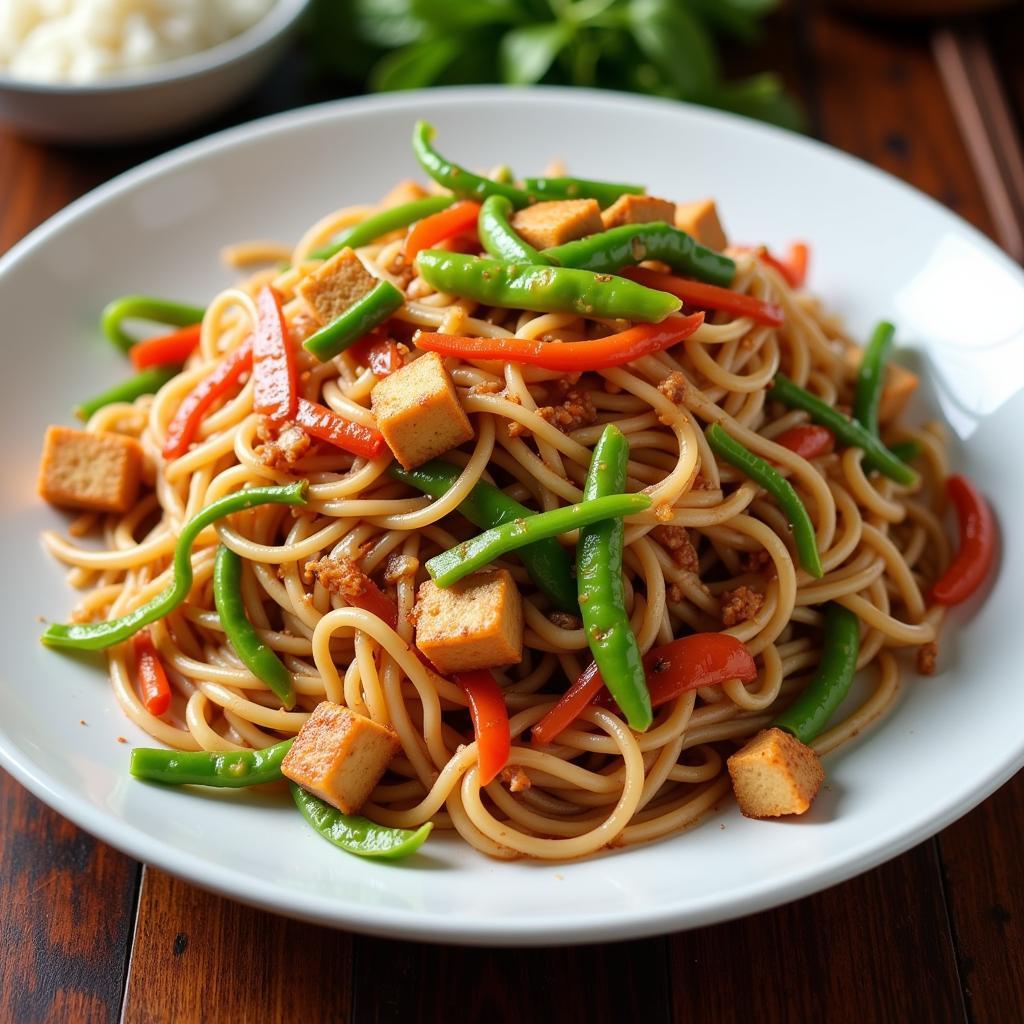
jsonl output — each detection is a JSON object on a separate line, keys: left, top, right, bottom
{"left": 0, "top": 0, "right": 277, "bottom": 83}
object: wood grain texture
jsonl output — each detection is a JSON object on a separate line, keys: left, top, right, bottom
{"left": 0, "top": 775, "right": 139, "bottom": 1024}
{"left": 121, "top": 868, "right": 354, "bottom": 1024}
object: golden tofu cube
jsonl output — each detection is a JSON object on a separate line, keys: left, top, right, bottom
{"left": 297, "top": 247, "right": 378, "bottom": 326}
{"left": 370, "top": 351, "right": 473, "bottom": 469}
{"left": 511, "top": 199, "right": 603, "bottom": 250}
{"left": 601, "top": 194, "right": 677, "bottom": 229}
{"left": 674, "top": 198, "right": 728, "bottom": 251}
{"left": 281, "top": 702, "right": 400, "bottom": 815}
{"left": 415, "top": 569, "right": 523, "bottom": 674}
{"left": 727, "top": 727, "right": 825, "bottom": 819}
{"left": 38, "top": 425, "right": 143, "bottom": 514}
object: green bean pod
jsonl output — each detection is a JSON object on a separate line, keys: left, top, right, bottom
{"left": 388, "top": 461, "right": 577, "bottom": 612}
{"left": 521, "top": 176, "right": 645, "bottom": 208}
{"left": 75, "top": 365, "right": 178, "bottom": 420}
{"left": 544, "top": 222, "right": 735, "bottom": 288}
{"left": 768, "top": 374, "right": 917, "bottom": 486}
{"left": 303, "top": 279, "right": 405, "bottom": 361}
{"left": 290, "top": 784, "right": 433, "bottom": 860}
{"left": 706, "top": 423, "right": 823, "bottom": 578}
{"left": 415, "top": 251, "right": 681, "bottom": 323}
{"left": 852, "top": 320, "right": 895, "bottom": 435}
{"left": 101, "top": 295, "right": 205, "bottom": 353}
{"left": 130, "top": 739, "right": 293, "bottom": 787}
{"left": 42, "top": 482, "right": 308, "bottom": 651}
{"left": 413, "top": 121, "right": 534, "bottom": 207}
{"left": 310, "top": 194, "right": 455, "bottom": 261}
{"left": 477, "top": 195, "right": 549, "bottom": 265}
{"left": 773, "top": 603, "right": 860, "bottom": 744}
{"left": 888, "top": 440, "right": 921, "bottom": 463}
{"left": 425, "top": 492, "right": 652, "bottom": 588}
{"left": 213, "top": 545, "right": 295, "bottom": 709}
{"left": 577, "top": 425, "right": 652, "bottom": 731}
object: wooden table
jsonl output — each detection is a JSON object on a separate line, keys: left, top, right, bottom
{"left": 3, "top": 6, "right": 1022, "bottom": 1021}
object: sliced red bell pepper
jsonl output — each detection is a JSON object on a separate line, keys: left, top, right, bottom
{"left": 532, "top": 633, "right": 757, "bottom": 746}
{"left": 348, "top": 330, "right": 404, "bottom": 377}
{"left": 162, "top": 339, "right": 253, "bottom": 459}
{"left": 454, "top": 669, "right": 511, "bottom": 785}
{"left": 785, "top": 242, "right": 809, "bottom": 288}
{"left": 316, "top": 558, "right": 398, "bottom": 628}
{"left": 405, "top": 200, "right": 482, "bottom": 262}
{"left": 129, "top": 323, "right": 202, "bottom": 369}
{"left": 133, "top": 630, "right": 171, "bottom": 717}
{"left": 415, "top": 312, "right": 704, "bottom": 372}
{"left": 295, "top": 398, "right": 387, "bottom": 461}
{"left": 253, "top": 286, "right": 297, "bottom": 424}
{"left": 931, "top": 474, "right": 996, "bottom": 605}
{"left": 775, "top": 424, "right": 835, "bottom": 460}
{"left": 624, "top": 268, "right": 784, "bottom": 327}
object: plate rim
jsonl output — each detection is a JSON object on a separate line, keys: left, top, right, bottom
{"left": 2, "top": 85, "right": 1023, "bottom": 946}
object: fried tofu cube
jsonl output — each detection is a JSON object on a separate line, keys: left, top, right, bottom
{"left": 674, "top": 198, "right": 728, "bottom": 251}
{"left": 379, "top": 179, "right": 428, "bottom": 208}
{"left": 38, "top": 425, "right": 143, "bottom": 514}
{"left": 601, "top": 194, "right": 677, "bottom": 229}
{"left": 727, "top": 727, "right": 824, "bottom": 819}
{"left": 843, "top": 346, "right": 919, "bottom": 425}
{"left": 281, "top": 701, "right": 400, "bottom": 815}
{"left": 415, "top": 569, "right": 523, "bottom": 674}
{"left": 370, "top": 351, "right": 473, "bottom": 469}
{"left": 297, "top": 247, "right": 377, "bottom": 326}
{"left": 511, "top": 199, "right": 603, "bottom": 250}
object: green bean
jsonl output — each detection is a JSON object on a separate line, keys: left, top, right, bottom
{"left": 477, "top": 195, "right": 549, "bottom": 265}
{"left": 413, "top": 121, "right": 534, "bottom": 207}
{"left": 42, "top": 482, "right": 308, "bottom": 651}
{"left": 773, "top": 603, "right": 860, "bottom": 744}
{"left": 706, "top": 423, "right": 823, "bottom": 578}
{"left": 101, "top": 295, "right": 205, "bottom": 353}
{"left": 853, "top": 320, "right": 895, "bottom": 435}
{"left": 544, "top": 222, "right": 735, "bottom": 287}
{"left": 768, "top": 374, "right": 917, "bottom": 486}
{"left": 415, "top": 251, "right": 681, "bottom": 323}
{"left": 425, "top": 493, "right": 652, "bottom": 588}
{"left": 521, "top": 176, "right": 645, "bottom": 208}
{"left": 310, "top": 195, "right": 455, "bottom": 261}
{"left": 303, "top": 279, "right": 405, "bottom": 361}
{"left": 290, "top": 784, "right": 432, "bottom": 860}
{"left": 75, "top": 366, "right": 177, "bottom": 420}
{"left": 130, "top": 739, "right": 293, "bottom": 787}
{"left": 388, "top": 461, "right": 577, "bottom": 612}
{"left": 213, "top": 545, "right": 295, "bottom": 709}
{"left": 577, "top": 425, "right": 651, "bottom": 731}
{"left": 888, "top": 440, "right": 921, "bottom": 463}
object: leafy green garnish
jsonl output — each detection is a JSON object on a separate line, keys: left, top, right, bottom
{"left": 304, "top": 0, "right": 803, "bottom": 130}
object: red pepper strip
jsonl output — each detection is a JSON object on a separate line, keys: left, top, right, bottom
{"left": 415, "top": 312, "right": 704, "bottom": 372}
{"left": 532, "top": 634, "right": 757, "bottom": 746}
{"left": 133, "top": 630, "right": 171, "bottom": 717}
{"left": 162, "top": 339, "right": 253, "bottom": 459}
{"left": 786, "top": 242, "right": 809, "bottom": 288}
{"left": 252, "top": 286, "right": 297, "bottom": 423}
{"left": 405, "top": 200, "right": 482, "bottom": 262}
{"left": 455, "top": 669, "right": 511, "bottom": 786}
{"left": 129, "top": 323, "right": 202, "bottom": 369}
{"left": 295, "top": 398, "right": 387, "bottom": 460}
{"left": 624, "top": 267, "right": 784, "bottom": 327}
{"left": 324, "top": 559, "right": 398, "bottom": 629}
{"left": 931, "top": 474, "right": 996, "bottom": 606}
{"left": 349, "top": 331, "right": 404, "bottom": 377}
{"left": 775, "top": 424, "right": 835, "bottom": 460}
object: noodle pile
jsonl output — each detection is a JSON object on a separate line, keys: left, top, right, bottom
{"left": 44, "top": 186, "right": 951, "bottom": 861}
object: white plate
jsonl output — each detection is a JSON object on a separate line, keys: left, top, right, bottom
{"left": 2, "top": 88, "right": 1023, "bottom": 946}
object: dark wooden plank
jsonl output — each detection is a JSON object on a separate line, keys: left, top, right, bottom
{"left": 0, "top": 773, "right": 139, "bottom": 1024}
{"left": 121, "top": 868, "right": 355, "bottom": 1023}
{"left": 669, "top": 842, "right": 965, "bottom": 1023}
{"left": 352, "top": 935, "right": 672, "bottom": 1024}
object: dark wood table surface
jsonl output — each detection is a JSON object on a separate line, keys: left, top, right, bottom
{"left": 3, "top": 5, "right": 1022, "bottom": 1022}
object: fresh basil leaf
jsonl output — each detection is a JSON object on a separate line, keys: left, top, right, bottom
{"left": 500, "top": 22, "right": 574, "bottom": 85}
{"left": 354, "top": 0, "right": 422, "bottom": 48}
{"left": 628, "top": 0, "right": 717, "bottom": 97}
{"left": 688, "top": 0, "right": 778, "bottom": 41}
{"left": 370, "top": 37, "right": 462, "bottom": 90}
{"left": 412, "top": 0, "right": 524, "bottom": 28}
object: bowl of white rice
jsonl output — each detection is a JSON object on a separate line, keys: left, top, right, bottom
{"left": 0, "top": 0, "right": 310, "bottom": 143}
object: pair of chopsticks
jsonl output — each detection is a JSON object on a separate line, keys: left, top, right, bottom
{"left": 933, "top": 26, "right": 1024, "bottom": 263}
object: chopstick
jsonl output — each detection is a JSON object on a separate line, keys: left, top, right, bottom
{"left": 932, "top": 26, "right": 1024, "bottom": 263}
